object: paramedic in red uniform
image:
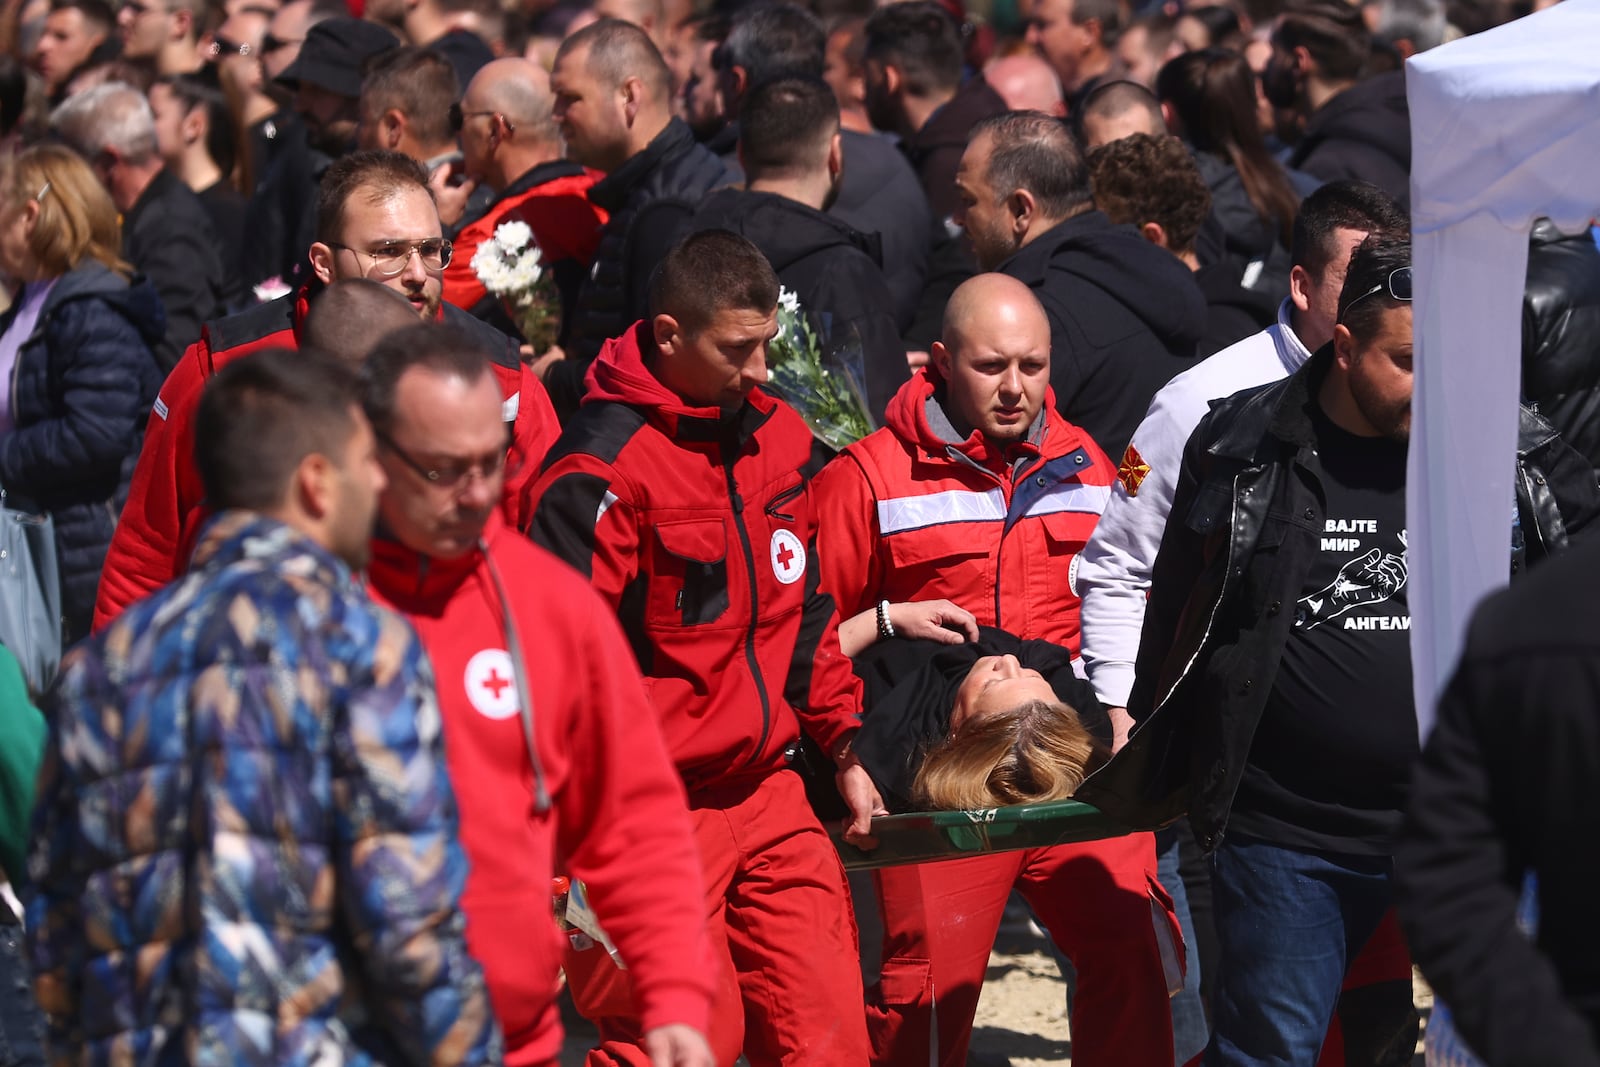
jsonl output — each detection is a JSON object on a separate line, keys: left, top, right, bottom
{"left": 810, "top": 272, "right": 1180, "bottom": 1067}
{"left": 93, "top": 150, "right": 557, "bottom": 629}
{"left": 361, "top": 321, "right": 716, "bottom": 1067}
{"left": 525, "top": 230, "right": 879, "bottom": 1067}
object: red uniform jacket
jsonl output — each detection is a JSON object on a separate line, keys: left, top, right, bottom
{"left": 367, "top": 513, "right": 714, "bottom": 1064}
{"left": 525, "top": 322, "right": 862, "bottom": 790}
{"left": 93, "top": 288, "right": 558, "bottom": 631}
{"left": 442, "top": 162, "right": 606, "bottom": 315}
{"left": 811, "top": 369, "right": 1114, "bottom": 652}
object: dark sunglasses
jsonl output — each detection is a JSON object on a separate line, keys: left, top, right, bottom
{"left": 448, "top": 101, "right": 503, "bottom": 134}
{"left": 260, "top": 31, "right": 301, "bottom": 53}
{"left": 1338, "top": 266, "right": 1412, "bottom": 324}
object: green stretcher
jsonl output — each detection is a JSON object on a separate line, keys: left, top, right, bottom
{"left": 829, "top": 799, "right": 1135, "bottom": 871}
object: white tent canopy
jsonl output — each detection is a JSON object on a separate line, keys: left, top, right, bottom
{"left": 1405, "top": 0, "right": 1600, "bottom": 737}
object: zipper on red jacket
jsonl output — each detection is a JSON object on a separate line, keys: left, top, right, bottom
{"left": 724, "top": 453, "right": 774, "bottom": 766}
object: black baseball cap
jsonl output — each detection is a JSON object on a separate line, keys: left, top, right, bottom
{"left": 277, "top": 17, "right": 398, "bottom": 99}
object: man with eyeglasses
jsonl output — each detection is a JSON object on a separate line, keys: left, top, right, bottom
{"left": 437, "top": 57, "right": 604, "bottom": 352}
{"left": 117, "top": 0, "right": 204, "bottom": 75}
{"left": 95, "top": 149, "right": 558, "bottom": 631}
{"left": 362, "top": 322, "right": 717, "bottom": 1067}
{"left": 1094, "top": 231, "right": 1600, "bottom": 1065}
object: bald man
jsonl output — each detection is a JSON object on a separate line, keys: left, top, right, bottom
{"left": 985, "top": 53, "right": 1066, "bottom": 118}
{"left": 439, "top": 56, "right": 607, "bottom": 349}
{"left": 1077, "top": 78, "right": 1166, "bottom": 148}
{"left": 810, "top": 272, "right": 1177, "bottom": 1067}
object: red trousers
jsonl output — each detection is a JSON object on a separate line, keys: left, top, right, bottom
{"left": 566, "top": 770, "right": 870, "bottom": 1067}
{"left": 868, "top": 831, "right": 1178, "bottom": 1067}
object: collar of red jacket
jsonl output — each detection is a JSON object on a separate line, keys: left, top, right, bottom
{"left": 366, "top": 509, "right": 506, "bottom": 610}
{"left": 583, "top": 319, "right": 781, "bottom": 442}
{"left": 885, "top": 367, "right": 1069, "bottom": 471}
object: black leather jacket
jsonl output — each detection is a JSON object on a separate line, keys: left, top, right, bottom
{"left": 1078, "top": 346, "right": 1600, "bottom": 848}
{"left": 1522, "top": 218, "right": 1600, "bottom": 473}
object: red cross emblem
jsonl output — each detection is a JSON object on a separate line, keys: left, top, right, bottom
{"left": 464, "top": 648, "right": 518, "bottom": 720}
{"left": 770, "top": 529, "right": 805, "bottom": 585}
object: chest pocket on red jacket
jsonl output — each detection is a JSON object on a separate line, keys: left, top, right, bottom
{"left": 650, "top": 518, "right": 729, "bottom": 626}
{"left": 1038, "top": 511, "right": 1095, "bottom": 557}
{"left": 885, "top": 527, "right": 993, "bottom": 572}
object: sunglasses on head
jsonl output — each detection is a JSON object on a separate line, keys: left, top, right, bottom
{"left": 1338, "top": 265, "right": 1412, "bottom": 324}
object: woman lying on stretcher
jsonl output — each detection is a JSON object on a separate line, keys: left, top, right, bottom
{"left": 836, "top": 600, "right": 1112, "bottom": 812}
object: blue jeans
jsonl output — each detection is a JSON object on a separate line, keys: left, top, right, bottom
{"left": 1204, "top": 834, "right": 1393, "bottom": 1066}
{"left": 1158, "top": 827, "right": 1211, "bottom": 1065}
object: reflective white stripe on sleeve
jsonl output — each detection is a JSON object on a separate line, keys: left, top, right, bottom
{"left": 876, "top": 487, "right": 1006, "bottom": 533}
{"left": 595, "top": 489, "right": 619, "bottom": 525}
{"left": 153, "top": 396, "right": 168, "bottom": 420}
{"left": 1023, "top": 481, "right": 1113, "bottom": 519}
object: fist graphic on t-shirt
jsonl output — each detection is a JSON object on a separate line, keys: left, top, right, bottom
{"left": 1297, "top": 548, "right": 1408, "bottom": 630}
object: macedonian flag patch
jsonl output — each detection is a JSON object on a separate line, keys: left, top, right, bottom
{"left": 1117, "top": 443, "right": 1151, "bottom": 497}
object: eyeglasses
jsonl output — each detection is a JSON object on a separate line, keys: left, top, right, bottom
{"left": 1338, "top": 266, "right": 1412, "bottom": 324}
{"left": 377, "top": 431, "right": 509, "bottom": 488}
{"left": 206, "top": 33, "right": 254, "bottom": 59}
{"left": 448, "top": 102, "right": 505, "bottom": 134}
{"left": 260, "top": 31, "right": 301, "bottom": 53}
{"left": 328, "top": 238, "right": 452, "bottom": 277}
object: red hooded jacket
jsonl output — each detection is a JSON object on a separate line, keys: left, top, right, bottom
{"left": 524, "top": 322, "right": 862, "bottom": 789}
{"left": 367, "top": 512, "right": 714, "bottom": 1065}
{"left": 810, "top": 369, "right": 1114, "bottom": 652}
{"left": 93, "top": 288, "right": 557, "bottom": 631}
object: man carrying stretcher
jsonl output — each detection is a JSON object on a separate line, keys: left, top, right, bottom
{"left": 811, "top": 272, "right": 1182, "bottom": 1067}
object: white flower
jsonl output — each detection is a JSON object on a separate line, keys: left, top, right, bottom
{"left": 494, "top": 220, "right": 533, "bottom": 252}
{"left": 778, "top": 287, "right": 802, "bottom": 315}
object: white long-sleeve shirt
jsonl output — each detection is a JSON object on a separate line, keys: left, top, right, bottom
{"left": 1077, "top": 300, "right": 1314, "bottom": 708}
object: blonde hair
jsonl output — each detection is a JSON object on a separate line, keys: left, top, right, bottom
{"left": 913, "top": 699, "right": 1108, "bottom": 811}
{"left": 0, "top": 144, "right": 129, "bottom": 279}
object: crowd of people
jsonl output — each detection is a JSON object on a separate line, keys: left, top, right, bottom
{"left": 0, "top": 0, "right": 1596, "bottom": 1063}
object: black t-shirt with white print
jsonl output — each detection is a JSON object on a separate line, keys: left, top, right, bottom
{"left": 1230, "top": 403, "right": 1418, "bottom": 856}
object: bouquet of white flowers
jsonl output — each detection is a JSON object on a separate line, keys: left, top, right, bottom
{"left": 470, "top": 219, "right": 560, "bottom": 353}
{"left": 763, "top": 287, "right": 874, "bottom": 451}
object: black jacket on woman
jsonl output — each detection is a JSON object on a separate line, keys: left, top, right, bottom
{"left": 849, "top": 627, "right": 1110, "bottom": 812}
{"left": 0, "top": 261, "right": 165, "bottom": 644}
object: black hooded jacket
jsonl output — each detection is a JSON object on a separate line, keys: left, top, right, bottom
{"left": 713, "top": 124, "right": 935, "bottom": 335}
{"left": 850, "top": 627, "right": 1110, "bottom": 812}
{"left": 1289, "top": 71, "right": 1411, "bottom": 206}
{"left": 686, "top": 188, "right": 909, "bottom": 423}
{"left": 998, "top": 210, "right": 1207, "bottom": 459}
{"left": 1522, "top": 219, "right": 1600, "bottom": 473}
